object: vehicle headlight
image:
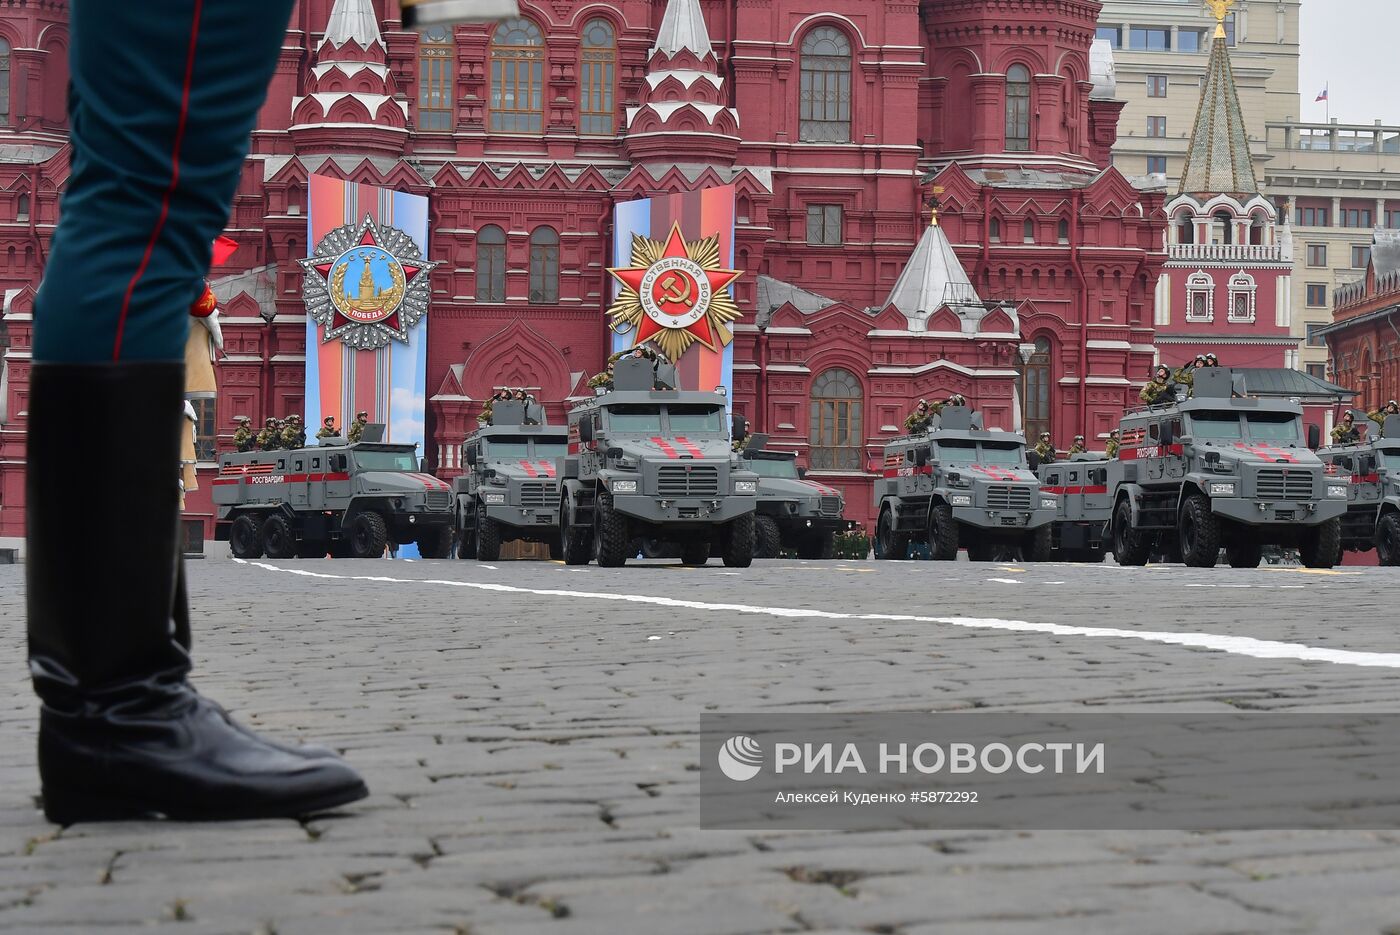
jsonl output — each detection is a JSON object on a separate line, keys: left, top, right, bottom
{"left": 735, "top": 480, "right": 758, "bottom": 494}
{"left": 1328, "top": 484, "right": 1349, "bottom": 498}
{"left": 1040, "top": 497, "right": 1058, "bottom": 510}
{"left": 483, "top": 493, "right": 506, "bottom": 504}
{"left": 946, "top": 474, "right": 972, "bottom": 488}
{"left": 489, "top": 475, "right": 507, "bottom": 486}
{"left": 949, "top": 494, "right": 972, "bottom": 507}
{"left": 1208, "top": 482, "right": 1236, "bottom": 496}
{"left": 611, "top": 479, "right": 638, "bottom": 493}
{"left": 615, "top": 455, "right": 639, "bottom": 470}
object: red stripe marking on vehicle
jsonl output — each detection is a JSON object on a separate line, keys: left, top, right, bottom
{"left": 1119, "top": 444, "right": 1185, "bottom": 461}
{"left": 520, "top": 460, "right": 539, "bottom": 478}
{"left": 1353, "top": 473, "right": 1380, "bottom": 484}
{"left": 113, "top": 0, "right": 205, "bottom": 360}
{"left": 1041, "top": 485, "right": 1108, "bottom": 496}
{"left": 883, "top": 465, "right": 934, "bottom": 478}
{"left": 652, "top": 436, "right": 679, "bottom": 458}
{"left": 1233, "top": 443, "right": 1300, "bottom": 464}
{"left": 537, "top": 460, "right": 557, "bottom": 478}
{"left": 674, "top": 436, "right": 704, "bottom": 458}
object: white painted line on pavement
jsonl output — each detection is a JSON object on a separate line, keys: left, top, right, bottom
{"left": 987, "top": 578, "right": 1022, "bottom": 585}
{"left": 237, "top": 560, "right": 1400, "bottom": 670}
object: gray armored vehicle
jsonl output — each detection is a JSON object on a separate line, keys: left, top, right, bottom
{"left": 1105, "top": 368, "right": 1346, "bottom": 568}
{"left": 739, "top": 436, "right": 846, "bottom": 559}
{"left": 1037, "top": 454, "right": 1112, "bottom": 562}
{"left": 213, "top": 426, "right": 454, "bottom": 559}
{"left": 560, "top": 356, "right": 758, "bottom": 567}
{"left": 455, "top": 399, "right": 567, "bottom": 561}
{"left": 873, "top": 407, "right": 1056, "bottom": 561}
{"left": 1322, "top": 413, "right": 1400, "bottom": 566}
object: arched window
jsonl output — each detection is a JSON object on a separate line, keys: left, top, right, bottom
{"left": 989, "top": 217, "right": 1002, "bottom": 242}
{"left": 799, "top": 27, "right": 851, "bottom": 143}
{"left": 809, "top": 368, "right": 863, "bottom": 471}
{"left": 580, "top": 19, "right": 616, "bottom": 136}
{"left": 490, "top": 18, "right": 545, "bottom": 133}
{"left": 418, "top": 25, "right": 455, "bottom": 131}
{"left": 16, "top": 193, "right": 29, "bottom": 222}
{"left": 1057, "top": 218, "right": 1070, "bottom": 244}
{"left": 1005, "top": 64, "right": 1031, "bottom": 152}
{"left": 1022, "top": 217, "right": 1035, "bottom": 243}
{"left": 476, "top": 225, "right": 506, "bottom": 302}
{"left": 1227, "top": 271, "right": 1256, "bottom": 323}
{"left": 1175, "top": 210, "right": 1195, "bottom": 245}
{"left": 0, "top": 40, "right": 9, "bottom": 125}
{"left": 1212, "top": 210, "right": 1234, "bottom": 245}
{"left": 1186, "top": 271, "right": 1214, "bottom": 322}
{"left": 528, "top": 227, "right": 559, "bottom": 304}
{"left": 1249, "top": 212, "right": 1267, "bottom": 246}
{"left": 1019, "top": 337, "right": 1052, "bottom": 441}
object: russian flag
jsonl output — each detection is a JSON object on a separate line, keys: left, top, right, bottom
{"left": 1316, "top": 85, "right": 1329, "bottom": 102}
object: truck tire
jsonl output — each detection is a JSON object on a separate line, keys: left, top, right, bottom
{"left": 1178, "top": 494, "right": 1220, "bottom": 568}
{"left": 348, "top": 511, "right": 388, "bottom": 559}
{"left": 261, "top": 514, "right": 297, "bottom": 559}
{"left": 548, "top": 534, "right": 563, "bottom": 561}
{"left": 1300, "top": 517, "right": 1342, "bottom": 569}
{"left": 593, "top": 492, "right": 629, "bottom": 568}
{"left": 229, "top": 514, "right": 264, "bottom": 559}
{"left": 1225, "top": 541, "right": 1263, "bottom": 568}
{"left": 1022, "top": 526, "right": 1053, "bottom": 562}
{"left": 680, "top": 540, "right": 711, "bottom": 566}
{"left": 875, "top": 506, "right": 910, "bottom": 560}
{"left": 417, "top": 526, "right": 452, "bottom": 559}
{"left": 928, "top": 504, "right": 959, "bottom": 561}
{"left": 722, "top": 513, "right": 756, "bottom": 568}
{"left": 560, "top": 495, "right": 592, "bottom": 566}
{"left": 1112, "top": 500, "right": 1150, "bottom": 567}
{"left": 475, "top": 512, "right": 502, "bottom": 562}
{"left": 1376, "top": 513, "right": 1400, "bottom": 567}
{"left": 456, "top": 524, "right": 472, "bottom": 559}
{"left": 754, "top": 515, "right": 782, "bottom": 559}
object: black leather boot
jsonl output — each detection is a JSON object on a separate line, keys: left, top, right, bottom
{"left": 27, "top": 362, "right": 368, "bottom": 823}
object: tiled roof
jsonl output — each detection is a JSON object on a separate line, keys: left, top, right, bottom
{"left": 1179, "top": 34, "right": 1257, "bottom": 196}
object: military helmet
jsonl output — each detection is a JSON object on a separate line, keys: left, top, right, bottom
{"left": 1109, "top": 428, "right": 1121, "bottom": 438}
{"left": 236, "top": 415, "right": 250, "bottom": 425}
{"left": 1039, "top": 431, "right": 1051, "bottom": 439}
{"left": 356, "top": 410, "right": 368, "bottom": 419}
{"left": 1341, "top": 411, "right": 1355, "bottom": 422}
{"left": 950, "top": 393, "right": 966, "bottom": 406}
{"left": 1194, "top": 353, "right": 1207, "bottom": 364}
{"left": 1155, "top": 364, "right": 1171, "bottom": 380}
{"left": 1205, "top": 353, "right": 1219, "bottom": 365}
{"left": 288, "top": 414, "right": 301, "bottom": 423}
{"left": 916, "top": 398, "right": 929, "bottom": 410}
{"left": 1074, "top": 435, "right": 1085, "bottom": 442}
{"left": 264, "top": 417, "right": 276, "bottom": 426}
{"left": 323, "top": 416, "right": 335, "bottom": 425}
{"left": 1388, "top": 400, "right": 1399, "bottom": 410}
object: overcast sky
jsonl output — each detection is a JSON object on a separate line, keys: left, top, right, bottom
{"left": 1298, "top": 0, "right": 1398, "bottom": 125}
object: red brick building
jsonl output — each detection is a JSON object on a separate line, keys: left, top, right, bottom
{"left": 1322, "top": 231, "right": 1400, "bottom": 426}
{"left": 0, "top": 0, "right": 1167, "bottom": 536}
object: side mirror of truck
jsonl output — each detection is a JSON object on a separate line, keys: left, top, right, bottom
{"left": 1307, "top": 423, "right": 1321, "bottom": 451}
{"left": 420, "top": 458, "right": 430, "bottom": 473}
{"left": 578, "top": 420, "right": 593, "bottom": 444}
{"left": 1160, "top": 422, "right": 1175, "bottom": 447}
{"left": 464, "top": 444, "right": 477, "bottom": 467}
{"left": 1027, "top": 450, "right": 1041, "bottom": 472}
{"left": 798, "top": 467, "right": 808, "bottom": 479}
{"left": 1363, "top": 454, "right": 1378, "bottom": 475}
{"left": 915, "top": 448, "right": 929, "bottom": 468}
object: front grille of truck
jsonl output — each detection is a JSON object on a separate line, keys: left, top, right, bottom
{"left": 658, "top": 465, "right": 720, "bottom": 497}
{"left": 1257, "top": 468, "right": 1314, "bottom": 501}
{"left": 819, "top": 496, "right": 842, "bottom": 516}
{"left": 425, "top": 491, "right": 452, "bottom": 511}
{"left": 985, "top": 485, "right": 1032, "bottom": 510}
{"left": 519, "top": 481, "right": 557, "bottom": 509}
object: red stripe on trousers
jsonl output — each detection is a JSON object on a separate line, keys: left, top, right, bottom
{"left": 112, "top": 0, "right": 205, "bottom": 360}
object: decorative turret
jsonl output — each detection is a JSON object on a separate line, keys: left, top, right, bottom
{"left": 883, "top": 215, "right": 1015, "bottom": 336}
{"left": 1179, "top": 0, "right": 1257, "bottom": 197}
{"left": 290, "top": 0, "right": 408, "bottom": 156}
{"left": 624, "top": 0, "right": 739, "bottom": 165}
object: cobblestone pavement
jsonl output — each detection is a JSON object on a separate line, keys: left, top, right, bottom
{"left": 3, "top": 556, "right": 1400, "bottom": 934}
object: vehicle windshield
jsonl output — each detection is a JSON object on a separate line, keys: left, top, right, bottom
{"left": 352, "top": 449, "right": 418, "bottom": 471}
{"left": 668, "top": 405, "right": 726, "bottom": 434}
{"left": 485, "top": 440, "right": 531, "bottom": 459}
{"left": 746, "top": 458, "right": 799, "bottom": 479}
{"left": 935, "top": 440, "right": 1024, "bottom": 467}
{"left": 978, "top": 443, "right": 1026, "bottom": 467}
{"left": 935, "top": 441, "right": 979, "bottom": 464}
{"left": 606, "top": 404, "right": 663, "bottom": 433}
{"left": 1188, "top": 411, "right": 1243, "bottom": 440}
{"left": 1243, "top": 412, "right": 1302, "bottom": 443}
{"left": 535, "top": 442, "right": 568, "bottom": 459}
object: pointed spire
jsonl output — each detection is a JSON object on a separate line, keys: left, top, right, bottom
{"left": 323, "top": 0, "right": 383, "bottom": 50}
{"left": 1179, "top": 33, "right": 1257, "bottom": 196}
{"left": 884, "top": 223, "right": 981, "bottom": 319}
{"left": 653, "top": 0, "right": 714, "bottom": 59}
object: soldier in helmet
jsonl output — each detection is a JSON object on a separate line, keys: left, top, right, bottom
{"left": 348, "top": 410, "right": 369, "bottom": 444}
{"left": 232, "top": 416, "right": 255, "bottom": 452}
{"left": 904, "top": 399, "right": 933, "bottom": 435}
{"left": 1034, "top": 431, "right": 1057, "bottom": 464}
{"left": 1332, "top": 410, "right": 1362, "bottom": 445}
{"left": 281, "top": 415, "right": 305, "bottom": 450}
{"left": 1105, "top": 429, "right": 1122, "bottom": 459}
{"left": 1140, "top": 365, "right": 1174, "bottom": 405}
{"left": 1173, "top": 354, "right": 1207, "bottom": 389}
{"left": 256, "top": 417, "right": 279, "bottom": 451}
{"left": 1368, "top": 399, "right": 1399, "bottom": 429}
{"left": 732, "top": 418, "right": 751, "bottom": 453}
{"left": 1068, "top": 434, "right": 1088, "bottom": 455}
{"left": 946, "top": 393, "right": 967, "bottom": 409}
{"left": 316, "top": 416, "right": 338, "bottom": 440}
{"left": 1204, "top": 352, "right": 1220, "bottom": 368}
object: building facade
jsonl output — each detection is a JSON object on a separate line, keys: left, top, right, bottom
{"left": 0, "top": 0, "right": 1167, "bottom": 537}
{"left": 1322, "top": 231, "right": 1400, "bottom": 420}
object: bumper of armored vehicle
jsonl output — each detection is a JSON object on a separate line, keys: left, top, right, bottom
{"left": 949, "top": 482, "right": 1056, "bottom": 530}
{"left": 603, "top": 462, "right": 755, "bottom": 526}
{"left": 1202, "top": 467, "right": 1348, "bottom": 526}
{"left": 477, "top": 478, "right": 562, "bottom": 529}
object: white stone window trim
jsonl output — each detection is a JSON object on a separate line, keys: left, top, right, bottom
{"left": 1185, "top": 271, "right": 1214, "bottom": 323}
{"left": 1227, "top": 270, "right": 1256, "bottom": 323}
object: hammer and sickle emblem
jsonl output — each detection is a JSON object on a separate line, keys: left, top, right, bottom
{"left": 659, "top": 273, "right": 694, "bottom": 308}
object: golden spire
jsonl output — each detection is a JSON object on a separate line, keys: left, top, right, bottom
{"left": 1204, "top": 0, "right": 1234, "bottom": 39}
{"left": 926, "top": 185, "right": 945, "bottom": 228}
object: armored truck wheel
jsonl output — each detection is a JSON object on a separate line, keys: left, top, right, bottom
{"left": 348, "top": 511, "right": 388, "bottom": 559}
{"left": 1178, "top": 494, "right": 1220, "bottom": 568}
{"left": 1225, "top": 541, "right": 1263, "bottom": 568}
{"left": 928, "top": 504, "right": 959, "bottom": 561}
{"left": 680, "top": 540, "right": 711, "bottom": 566}
{"left": 548, "top": 534, "right": 563, "bottom": 561}
{"left": 593, "top": 492, "right": 630, "bottom": 568}
{"left": 475, "top": 511, "right": 502, "bottom": 562}
{"left": 1112, "top": 500, "right": 1150, "bottom": 566}
{"left": 229, "top": 514, "right": 264, "bottom": 559}
{"left": 560, "top": 496, "right": 592, "bottom": 566}
{"left": 1299, "top": 518, "right": 1342, "bottom": 569}
{"left": 1022, "top": 526, "right": 1052, "bottom": 562}
{"left": 875, "top": 507, "right": 909, "bottom": 560}
{"left": 417, "top": 526, "right": 452, "bottom": 560}
{"left": 722, "top": 513, "right": 756, "bottom": 568}
{"left": 455, "top": 527, "right": 472, "bottom": 560}
{"left": 1377, "top": 513, "right": 1400, "bottom": 567}
{"left": 754, "top": 515, "right": 782, "bottom": 559}
{"left": 261, "top": 514, "right": 297, "bottom": 560}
